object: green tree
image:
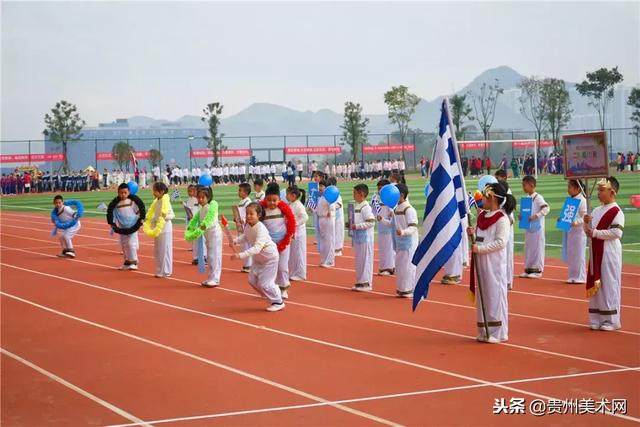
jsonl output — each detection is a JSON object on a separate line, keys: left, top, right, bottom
{"left": 384, "top": 85, "right": 420, "bottom": 148}
{"left": 471, "top": 79, "right": 503, "bottom": 142}
{"left": 518, "top": 77, "right": 548, "bottom": 148}
{"left": 111, "top": 141, "right": 134, "bottom": 171}
{"left": 576, "top": 66, "right": 624, "bottom": 130}
{"left": 148, "top": 148, "right": 163, "bottom": 167}
{"left": 43, "top": 100, "right": 86, "bottom": 173}
{"left": 449, "top": 94, "right": 473, "bottom": 140}
{"left": 542, "top": 78, "right": 572, "bottom": 149}
{"left": 340, "top": 102, "right": 369, "bottom": 162}
{"left": 201, "top": 102, "right": 224, "bottom": 167}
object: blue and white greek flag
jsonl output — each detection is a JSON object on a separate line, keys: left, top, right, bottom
{"left": 371, "top": 195, "right": 382, "bottom": 215}
{"left": 411, "top": 99, "right": 468, "bottom": 310}
{"left": 170, "top": 189, "right": 181, "bottom": 201}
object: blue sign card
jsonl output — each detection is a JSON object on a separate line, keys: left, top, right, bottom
{"left": 556, "top": 197, "right": 581, "bottom": 232}
{"left": 308, "top": 182, "right": 319, "bottom": 207}
{"left": 519, "top": 197, "right": 533, "bottom": 230}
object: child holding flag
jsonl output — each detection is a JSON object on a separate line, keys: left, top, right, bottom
{"left": 287, "top": 185, "right": 308, "bottom": 281}
{"left": 261, "top": 183, "right": 296, "bottom": 298}
{"left": 350, "top": 184, "right": 376, "bottom": 292}
{"left": 231, "top": 203, "right": 285, "bottom": 312}
{"left": 467, "top": 183, "right": 516, "bottom": 343}
{"left": 583, "top": 177, "right": 624, "bottom": 331}
{"left": 316, "top": 179, "right": 336, "bottom": 268}
{"left": 236, "top": 183, "right": 253, "bottom": 273}
{"left": 185, "top": 186, "right": 222, "bottom": 287}
{"left": 393, "top": 183, "right": 418, "bottom": 297}
{"left": 375, "top": 179, "right": 396, "bottom": 276}
{"left": 564, "top": 179, "right": 587, "bottom": 284}
{"left": 519, "top": 176, "right": 550, "bottom": 278}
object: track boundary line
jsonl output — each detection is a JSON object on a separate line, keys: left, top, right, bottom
{"left": 1, "top": 291, "right": 401, "bottom": 427}
{"left": 0, "top": 348, "right": 149, "bottom": 426}
{"left": 3, "top": 291, "right": 638, "bottom": 426}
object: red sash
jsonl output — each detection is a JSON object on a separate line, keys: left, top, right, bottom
{"left": 469, "top": 211, "right": 504, "bottom": 303}
{"left": 260, "top": 200, "right": 296, "bottom": 252}
{"left": 586, "top": 206, "right": 620, "bottom": 298}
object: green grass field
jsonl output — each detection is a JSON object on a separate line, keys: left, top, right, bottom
{"left": 2, "top": 173, "right": 639, "bottom": 264}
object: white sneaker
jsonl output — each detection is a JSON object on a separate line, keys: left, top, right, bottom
{"left": 600, "top": 323, "right": 616, "bottom": 331}
{"left": 519, "top": 272, "right": 530, "bottom": 278}
{"left": 66, "top": 251, "right": 76, "bottom": 258}
{"left": 379, "top": 270, "right": 391, "bottom": 276}
{"left": 289, "top": 276, "right": 304, "bottom": 281}
{"left": 128, "top": 264, "right": 138, "bottom": 271}
{"left": 118, "top": 264, "right": 129, "bottom": 270}
{"left": 266, "top": 302, "right": 285, "bottom": 312}
{"left": 590, "top": 324, "right": 600, "bottom": 330}
{"left": 335, "top": 250, "right": 343, "bottom": 256}
{"left": 280, "top": 289, "right": 289, "bottom": 299}
{"left": 486, "top": 336, "right": 500, "bottom": 344}
{"left": 352, "top": 284, "right": 372, "bottom": 292}
{"left": 201, "top": 280, "right": 219, "bottom": 288}
{"left": 528, "top": 273, "right": 542, "bottom": 279}
{"left": 319, "top": 264, "right": 333, "bottom": 268}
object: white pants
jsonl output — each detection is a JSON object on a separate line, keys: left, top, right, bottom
{"left": 506, "top": 227, "right": 514, "bottom": 286}
{"left": 354, "top": 240, "right": 374, "bottom": 286}
{"left": 524, "top": 228, "right": 545, "bottom": 273}
{"left": 154, "top": 221, "right": 173, "bottom": 276}
{"left": 395, "top": 248, "right": 416, "bottom": 293}
{"left": 378, "top": 232, "right": 396, "bottom": 272}
{"left": 58, "top": 223, "right": 80, "bottom": 250}
{"left": 249, "top": 256, "right": 282, "bottom": 304}
{"left": 588, "top": 252, "right": 622, "bottom": 329}
{"left": 475, "top": 273, "right": 509, "bottom": 341}
{"left": 443, "top": 244, "right": 463, "bottom": 277}
{"left": 319, "top": 218, "right": 335, "bottom": 266}
{"left": 335, "top": 211, "right": 345, "bottom": 252}
{"left": 276, "top": 246, "right": 290, "bottom": 289}
{"left": 204, "top": 228, "right": 222, "bottom": 284}
{"left": 289, "top": 226, "right": 307, "bottom": 279}
{"left": 120, "top": 232, "right": 138, "bottom": 263}
{"left": 566, "top": 227, "right": 586, "bottom": 282}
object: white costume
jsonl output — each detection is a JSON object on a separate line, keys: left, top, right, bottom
{"left": 376, "top": 197, "right": 396, "bottom": 274}
{"left": 235, "top": 221, "right": 283, "bottom": 305}
{"left": 588, "top": 202, "right": 624, "bottom": 330}
{"left": 254, "top": 190, "right": 265, "bottom": 202}
{"left": 523, "top": 192, "right": 549, "bottom": 275}
{"left": 197, "top": 202, "right": 222, "bottom": 285}
{"left": 334, "top": 195, "right": 345, "bottom": 255}
{"left": 474, "top": 210, "right": 510, "bottom": 342}
{"left": 289, "top": 199, "right": 309, "bottom": 280}
{"left": 393, "top": 200, "right": 418, "bottom": 294}
{"left": 152, "top": 198, "right": 174, "bottom": 277}
{"left": 263, "top": 205, "right": 292, "bottom": 290}
{"left": 115, "top": 198, "right": 140, "bottom": 266}
{"left": 565, "top": 193, "right": 587, "bottom": 283}
{"left": 316, "top": 195, "right": 336, "bottom": 267}
{"left": 55, "top": 205, "right": 81, "bottom": 252}
{"left": 352, "top": 200, "right": 375, "bottom": 287}
{"left": 184, "top": 196, "right": 201, "bottom": 261}
{"left": 237, "top": 197, "right": 253, "bottom": 270}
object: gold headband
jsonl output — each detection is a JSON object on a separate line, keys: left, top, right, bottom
{"left": 597, "top": 178, "right": 617, "bottom": 194}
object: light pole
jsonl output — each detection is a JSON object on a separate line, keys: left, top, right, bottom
{"left": 187, "top": 135, "right": 194, "bottom": 169}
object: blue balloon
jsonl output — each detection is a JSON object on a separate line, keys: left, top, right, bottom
{"left": 127, "top": 180, "right": 138, "bottom": 195}
{"left": 380, "top": 184, "right": 400, "bottom": 208}
{"left": 424, "top": 182, "right": 430, "bottom": 198}
{"left": 477, "top": 175, "right": 498, "bottom": 191}
{"left": 324, "top": 185, "right": 340, "bottom": 204}
{"left": 199, "top": 173, "right": 213, "bottom": 187}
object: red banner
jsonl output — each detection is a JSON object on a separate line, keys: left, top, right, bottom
{"left": 284, "top": 146, "right": 341, "bottom": 155}
{"left": 362, "top": 144, "right": 415, "bottom": 153}
{"left": 459, "top": 142, "right": 489, "bottom": 150}
{"left": 190, "top": 149, "right": 252, "bottom": 158}
{"left": 511, "top": 139, "right": 555, "bottom": 148}
{"left": 0, "top": 153, "right": 65, "bottom": 163}
{"left": 96, "top": 151, "right": 151, "bottom": 161}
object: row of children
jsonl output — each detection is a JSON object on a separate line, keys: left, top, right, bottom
{"left": 49, "top": 172, "right": 625, "bottom": 334}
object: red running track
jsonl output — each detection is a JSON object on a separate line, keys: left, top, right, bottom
{"left": 1, "top": 212, "right": 638, "bottom": 426}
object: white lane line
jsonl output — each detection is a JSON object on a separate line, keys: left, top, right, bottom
{"left": 2, "top": 232, "right": 640, "bottom": 338}
{"left": 2, "top": 260, "right": 634, "bottom": 375}
{"left": 1, "top": 291, "right": 400, "bottom": 427}
{"left": 0, "top": 348, "right": 149, "bottom": 426}
{"left": 107, "top": 366, "right": 640, "bottom": 426}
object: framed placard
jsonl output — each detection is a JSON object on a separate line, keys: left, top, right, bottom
{"left": 563, "top": 131, "right": 609, "bottom": 179}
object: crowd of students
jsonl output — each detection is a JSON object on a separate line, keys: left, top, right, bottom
{"left": 49, "top": 167, "right": 626, "bottom": 337}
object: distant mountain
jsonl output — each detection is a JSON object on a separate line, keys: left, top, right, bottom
{"left": 103, "top": 65, "right": 634, "bottom": 150}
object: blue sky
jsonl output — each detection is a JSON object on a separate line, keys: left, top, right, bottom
{"left": 2, "top": 1, "right": 638, "bottom": 140}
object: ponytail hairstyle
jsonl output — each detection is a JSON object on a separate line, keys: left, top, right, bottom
{"left": 483, "top": 183, "right": 516, "bottom": 215}
{"left": 287, "top": 185, "right": 306, "bottom": 205}
{"left": 568, "top": 179, "right": 584, "bottom": 196}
